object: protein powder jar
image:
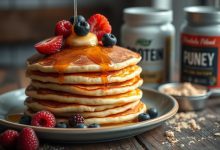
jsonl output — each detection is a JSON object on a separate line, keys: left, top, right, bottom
{"left": 121, "top": 7, "right": 175, "bottom": 88}
{"left": 181, "top": 6, "right": 220, "bottom": 88}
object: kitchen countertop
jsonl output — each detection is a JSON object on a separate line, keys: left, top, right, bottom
{"left": 0, "top": 68, "right": 220, "bottom": 150}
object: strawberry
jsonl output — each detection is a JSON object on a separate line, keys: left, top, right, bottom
{"left": 0, "top": 130, "right": 19, "bottom": 149}
{"left": 55, "top": 20, "right": 72, "bottom": 38}
{"left": 88, "top": 14, "right": 112, "bottom": 41}
{"left": 31, "top": 111, "right": 56, "bottom": 128}
{"left": 35, "top": 36, "right": 63, "bottom": 55}
{"left": 17, "top": 128, "right": 39, "bottom": 150}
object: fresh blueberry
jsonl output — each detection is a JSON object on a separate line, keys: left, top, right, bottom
{"left": 88, "top": 123, "right": 100, "bottom": 128}
{"left": 70, "top": 15, "right": 86, "bottom": 24}
{"left": 102, "top": 33, "right": 117, "bottom": 47}
{"left": 147, "top": 107, "right": 158, "bottom": 119}
{"left": 74, "top": 21, "right": 90, "bottom": 36}
{"left": 19, "top": 115, "right": 32, "bottom": 125}
{"left": 138, "top": 113, "right": 150, "bottom": 122}
{"left": 74, "top": 123, "right": 87, "bottom": 128}
{"left": 55, "top": 122, "right": 68, "bottom": 128}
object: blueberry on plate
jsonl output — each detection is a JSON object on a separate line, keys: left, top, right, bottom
{"left": 55, "top": 122, "right": 68, "bottom": 128}
{"left": 102, "top": 33, "right": 117, "bottom": 47}
{"left": 74, "top": 123, "right": 87, "bottom": 128}
{"left": 70, "top": 15, "right": 86, "bottom": 24}
{"left": 138, "top": 113, "right": 150, "bottom": 122}
{"left": 74, "top": 21, "right": 90, "bottom": 36}
{"left": 88, "top": 123, "right": 100, "bottom": 128}
{"left": 147, "top": 107, "right": 158, "bottom": 119}
{"left": 19, "top": 115, "right": 32, "bottom": 125}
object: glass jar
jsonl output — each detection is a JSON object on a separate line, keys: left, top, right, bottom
{"left": 181, "top": 6, "right": 220, "bottom": 88}
{"left": 121, "top": 7, "right": 175, "bottom": 88}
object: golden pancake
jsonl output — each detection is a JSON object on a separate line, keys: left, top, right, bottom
{"left": 24, "top": 98, "right": 140, "bottom": 118}
{"left": 30, "top": 76, "right": 143, "bottom": 96}
{"left": 25, "top": 102, "right": 147, "bottom": 125}
{"left": 25, "top": 97, "right": 135, "bottom": 113}
{"left": 27, "top": 65, "right": 142, "bottom": 84}
{"left": 26, "top": 87, "right": 143, "bottom": 105}
{"left": 27, "top": 46, "right": 141, "bottom": 73}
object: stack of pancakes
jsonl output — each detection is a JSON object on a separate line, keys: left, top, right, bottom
{"left": 25, "top": 45, "right": 146, "bottom": 125}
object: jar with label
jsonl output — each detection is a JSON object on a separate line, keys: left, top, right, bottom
{"left": 181, "top": 6, "right": 220, "bottom": 88}
{"left": 121, "top": 7, "right": 175, "bottom": 88}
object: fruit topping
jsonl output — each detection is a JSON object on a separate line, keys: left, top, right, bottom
{"left": 74, "top": 20, "right": 90, "bottom": 36}
{"left": 88, "top": 14, "right": 112, "bottom": 41}
{"left": 35, "top": 36, "right": 63, "bottom": 55}
{"left": 70, "top": 15, "right": 86, "bottom": 24}
{"left": 88, "top": 123, "right": 100, "bottom": 128}
{"left": 17, "top": 128, "right": 39, "bottom": 150}
{"left": 74, "top": 123, "right": 87, "bottom": 128}
{"left": 56, "top": 122, "right": 68, "bottom": 128}
{"left": 19, "top": 115, "right": 32, "bottom": 125}
{"left": 31, "top": 111, "right": 56, "bottom": 128}
{"left": 147, "top": 107, "right": 158, "bottom": 119}
{"left": 138, "top": 113, "right": 151, "bottom": 122}
{"left": 0, "top": 130, "right": 19, "bottom": 149}
{"left": 69, "top": 114, "right": 84, "bottom": 127}
{"left": 102, "top": 33, "right": 117, "bottom": 47}
{"left": 66, "top": 32, "right": 98, "bottom": 47}
{"left": 55, "top": 20, "right": 72, "bottom": 38}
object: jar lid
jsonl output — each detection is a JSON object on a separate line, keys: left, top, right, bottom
{"left": 185, "top": 6, "right": 220, "bottom": 24}
{"left": 123, "top": 7, "right": 173, "bottom": 25}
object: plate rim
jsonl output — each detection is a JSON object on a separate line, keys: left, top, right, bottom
{"left": 0, "top": 88, "right": 178, "bottom": 134}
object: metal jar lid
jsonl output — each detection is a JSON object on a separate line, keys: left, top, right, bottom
{"left": 184, "top": 6, "right": 220, "bottom": 24}
{"left": 123, "top": 7, "right": 173, "bottom": 25}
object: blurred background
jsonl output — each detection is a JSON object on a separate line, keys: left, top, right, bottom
{"left": 0, "top": 0, "right": 219, "bottom": 68}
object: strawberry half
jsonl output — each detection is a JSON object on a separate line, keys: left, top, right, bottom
{"left": 35, "top": 36, "right": 63, "bottom": 55}
{"left": 88, "top": 14, "right": 112, "bottom": 41}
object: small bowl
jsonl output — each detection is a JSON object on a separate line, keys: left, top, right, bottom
{"left": 158, "top": 83, "right": 208, "bottom": 111}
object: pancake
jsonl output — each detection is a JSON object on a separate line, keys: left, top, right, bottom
{"left": 27, "top": 65, "right": 142, "bottom": 84}
{"left": 30, "top": 76, "right": 143, "bottom": 96}
{"left": 26, "top": 87, "right": 143, "bottom": 105}
{"left": 25, "top": 97, "right": 137, "bottom": 113}
{"left": 24, "top": 98, "right": 140, "bottom": 118}
{"left": 25, "top": 102, "right": 147, "bottom": 125}
{"left": 27, "top": 46, "right": 141, "bottom": 73}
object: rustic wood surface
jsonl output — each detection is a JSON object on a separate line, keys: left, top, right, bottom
{"left": 0, "top": 69, "right": 220, "bottom": 150}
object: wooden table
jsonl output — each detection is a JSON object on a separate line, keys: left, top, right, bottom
{"left": 0, "top": 68, "right": 220, "bottom": 150}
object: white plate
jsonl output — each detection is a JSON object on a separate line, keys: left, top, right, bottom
{"left": 0, "top": 88, "right": 178, "bottom": 143}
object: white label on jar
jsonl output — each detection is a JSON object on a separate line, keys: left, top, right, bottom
{"left": 122, "top": 34, "right": 169, "bottom": 87}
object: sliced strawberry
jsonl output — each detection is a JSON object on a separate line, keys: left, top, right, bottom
{"left": 88, "top": 14, "right": 112, "bottom": 41}
{"left": 35, "top": 36, "right": 63, "bottom": 55}
{"left": 55, "top": 20, "right": 72, "bottom": 38}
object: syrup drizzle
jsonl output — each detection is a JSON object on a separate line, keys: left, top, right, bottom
{"left": 41, "top": 46, "right": 112, "bottom": 84}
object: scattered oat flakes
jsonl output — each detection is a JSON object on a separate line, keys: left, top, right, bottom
{"left": 206, "top": 114, "right": 216, "bottom": 119}
{"left": 198, "top": 117, "right": 205, "bottom": 122}
{"left": 189, "top": 119, "right": 201, "bottom": 130}
{"left": 214, "top": 133, "right": 220, "bottom": 136}
{"left": 165, "top": 130, "right": 178, "bottom": 144}
{"left": 188, "top": 140, "right": 195, "bottom": 145}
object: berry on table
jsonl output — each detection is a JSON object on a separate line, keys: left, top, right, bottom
{"left": 147, "top": 107, "right": 158, "bottom": 119}
{"left": 19, "top": 115, "right": 32, "bottom": 125}
{"left": 31, "top": 111, "right": 56, "bottom": 128}
{"left": 88, "top": 123, "right": 100, "bottom": 128}
{"left": 35, "top": 36, "right": 63, "bottom": 55}
{"left": 70, "top": 15, "right": 86, "bottom": 24}
{"left": 88, "top": 14, "right": 112, "bottom": 41}
{"left": 55, "top": 20, "right": 72, "bottom": 38}
{"left": 102, "top": 33, "right": 117, "bottom": 47}
{"left": 69, "top": 114, "right": 84, "bottom": 127}
{"left": 74, "top": 21, "right": 90, "bottom": 36}
{"left": 74, "top": 123, "right": 87, "bottom": 128}
{"left": 0, "top": 130, "right": 19, "bottom": 149}
{"left": 55, "top": 122, "right": 68, "bottom": 128}
{"left": 17, "top": 128, "right": 39, "bottom": 150}
{"left": 138, "top": 113, "right": 151, "bottom": 122}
